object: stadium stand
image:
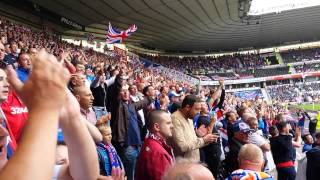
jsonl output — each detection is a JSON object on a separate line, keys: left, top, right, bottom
{"left": 294, "top": 62, "right": 320, "bottom": 73}
{"left": 268, "top": 82, "right": 320, "bottom": 103}
{"left": 253, "top": 67, "right": 290, "bottom": 77}
{"left": 281, "top": 48, "right": 320, "bottom": 63}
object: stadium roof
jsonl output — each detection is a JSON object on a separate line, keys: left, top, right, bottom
{"left": 29, "top": 0, "right": 320, "bottom": 53}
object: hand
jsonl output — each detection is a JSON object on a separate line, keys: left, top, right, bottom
{"left": 98, "top": 170, "right": 126, "bottom": 180}
{"left": 219, "top": 80, "right": 224, "bottom": 87}
{"left": 58, "top": 50, "right": 70, "bottom": 63}
{"left": 295, "top": 127, "right": 302, "bottom": 137}
{"left": 203, "top": 133, "right": 219, "bottom": 144}
{"left": 196, "top": 125, "right": 208, "bottom": 137}
{"left": 7, "top": 49, "right": 70, "bottom": 111}
{"left": 96, "top": 113, "right": 111, "bottom": 126}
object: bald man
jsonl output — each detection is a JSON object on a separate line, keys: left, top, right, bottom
{"left": 227, "top": 144, "right": 273, "bottom": 180}
{"left": 163, "top": 162, "right": 215, "bottom": 180}
{"left": 135, "top": 110, "right": 174, "bottom": 180}
{"left": 72, "top": 85, "right": 100, "bottom": 124}
{"left": 72, "top": 85, "right": 102, "bottom": 144}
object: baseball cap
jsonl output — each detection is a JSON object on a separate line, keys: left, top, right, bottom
{"left": 232, "top": 121, "right": 252, "bottom": 133}
{"left": 168, "top": 91, "right": 181, "bottom": 99}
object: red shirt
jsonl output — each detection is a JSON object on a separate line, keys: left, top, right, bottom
{"left": 1, "top": 91, "right": 28, "bottom": 143}
{"left": 135, "top": 134, "right": 174, "bottom": 180}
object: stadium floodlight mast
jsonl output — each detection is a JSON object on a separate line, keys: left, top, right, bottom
{"left": 248, "top": 0, "right": 320, "bottom": 16}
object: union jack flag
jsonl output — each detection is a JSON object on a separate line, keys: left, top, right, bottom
{"left": 106, "top": 22, "right": 137, "bottom": 44}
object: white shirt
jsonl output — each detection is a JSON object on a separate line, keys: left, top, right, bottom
{"left": 130, "top": 95, "right": 145, "bottom": 125}
{"left": 249, "top": 130, "right": 267, "bottom": 147}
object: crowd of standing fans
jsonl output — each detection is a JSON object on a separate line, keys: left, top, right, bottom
{"left": 294, "top": 63, "right": 320, "bottom": 73}
{"left": 1, "top": 17, "right": 320, "bottom": 180}
{"left": 267, "top": 83, "right": 320, "bottom": 104}
{"left": 281, "top": 48, "right": 320, "bottom": 63}
{"left": 141, "top": 53, "right": 266, "bottom": 74}
{"left": 143, "top": 48, "right": 320, "bottom": 80}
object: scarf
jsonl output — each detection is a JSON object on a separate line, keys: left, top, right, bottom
{"left": 148, "top": 133, "right": 175, "bottom": 164}
{"left": 97, "top": 142, "right": 122, "bottom": 176}
{"left": 226, "top": 169, "right": 274, "bottom": 180}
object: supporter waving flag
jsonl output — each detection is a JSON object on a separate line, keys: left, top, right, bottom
{"left": 106, "top": 22, "right": 137, "bottom": 44}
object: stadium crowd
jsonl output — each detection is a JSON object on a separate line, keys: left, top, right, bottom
{"left": 268, "top": 82, "right": 320, "bottom": 104}
{"left": 0, "top": 17, "right": 320, "bottom": 180}
{"left": 141, "top": 53, "right": 267, "bottom": 74}
{"left": 282, "top": 48, "right": 320, "bottom": 63}
{"left": 294, "top": 63, "right": 320, "bottom": 73}
{"left": 143, "top": 49, "right": 320, "bottom": 80}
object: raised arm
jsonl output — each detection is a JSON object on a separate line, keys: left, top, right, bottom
{"left": 90, "top": 75, "right": 101, "bottom": 89}
{"left": 215, "top": 88, "right": 225, "bottom": 110}
{"left": 210, "top": 80, "right": 224, "bottom": 104}
{"left": 292, "top": 127, "right": 302, "bottom": 148}
{"left": 82, "top": 118, "right": 103, "bottom": 143}
{"left": 105, "top": 76, "right": 116, "bottom": 87}
{"left": 133, "top": 97, "right": 153, "bottom": 111}
{"left": 109, "top": 75, "right": 123, "bottom": 101}
{"left": 0, "top": 50, "right": 70, "bottom": 180}
{"left": 58, "top": 90, "right": 99, "bottom": 180}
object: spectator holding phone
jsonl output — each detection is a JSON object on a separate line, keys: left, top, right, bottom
{"left": 194, "top": 101, "right": 222, "bottom": 179}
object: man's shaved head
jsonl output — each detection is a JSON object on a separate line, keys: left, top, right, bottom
{"left": 239, "top": 144, "right": 263, "bottom": 163}
{"left": 146, "top": 110, "right": 168, "bottom": 130}
{"left": 238, "top": 144, "right": 264, "bottom": 171}
{"left": 163, "top": 161, "right": 214, "bottom": 180}
{"left": 72, "top": 85, "right": 94, "bottom": 110}
{"left": 146, "top": 110, "right": 173, "bottom": 139}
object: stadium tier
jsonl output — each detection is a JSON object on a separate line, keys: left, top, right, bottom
{"left": 267, "top": 82, "right": 320, "bottom": 103}
{"left": 281, "top": 48, "right": 320, "bottom": 63}
{"left": 295, "top": 62, "right": 320, "bottom": 73}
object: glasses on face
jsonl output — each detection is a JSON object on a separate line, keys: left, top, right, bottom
{"left": 240, "top": 131, "right": 252, "bottom": 136}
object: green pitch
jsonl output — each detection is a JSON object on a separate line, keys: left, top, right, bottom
{"left": 294, "top": 103, "right": 320, "bottom": 111}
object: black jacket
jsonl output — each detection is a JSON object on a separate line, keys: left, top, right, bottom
{"left": 306, "top": 146, "right": 320, "bottom": 180}
{"left": 108, "top": 75, "right": 152, "bottom": 146}
{"left": 225, "top": 138, "right": 244, "bottom": 174}
{"left": 91, "top": 84, "right": 107, "bottom": 107}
